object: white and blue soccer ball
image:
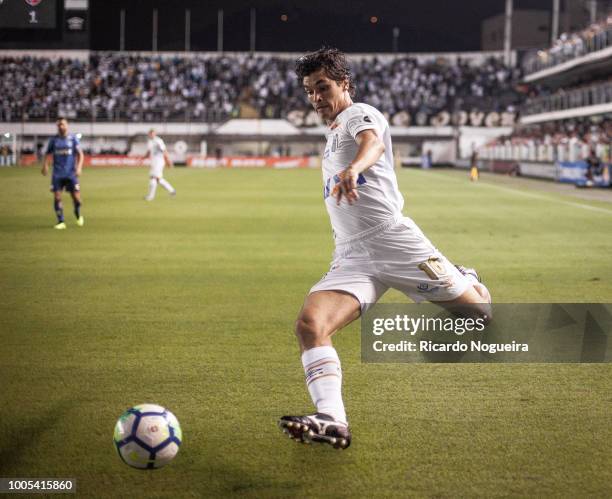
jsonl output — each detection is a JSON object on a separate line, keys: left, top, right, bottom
{"left": 113, "top": 404, "right": 182, "bottom": 469}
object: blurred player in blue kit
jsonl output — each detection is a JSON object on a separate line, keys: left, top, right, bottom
{"left": 41, "top": 117, "right": 84, "bottom": 229}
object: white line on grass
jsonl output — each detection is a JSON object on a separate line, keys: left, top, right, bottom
{"left": 414, "top": 170, "right": 612, "bottom": 216}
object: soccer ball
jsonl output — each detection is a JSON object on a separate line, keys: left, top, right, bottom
{"left": 113, "top": 404, "right": 182, "bottom": 469}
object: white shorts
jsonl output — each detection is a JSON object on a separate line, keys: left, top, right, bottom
{"left": 310, "top": 217, "right": 470, "bottom": 311}
{"left": 149, "top": 161, "right": 164, "bottom": 178}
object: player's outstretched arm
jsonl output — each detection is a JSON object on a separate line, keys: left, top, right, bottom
{"left": 76, "top": 148, "right": 84, "bottom": 176}
{"left": 334, "top": 129, "right": 385, "bottom": 205}
{"left": 41, "top": 155, "right": 50, "bottom": 176}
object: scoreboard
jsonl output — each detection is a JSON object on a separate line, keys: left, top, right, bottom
{"left": 0, "top": 0, "right": 58, "bottom": 29}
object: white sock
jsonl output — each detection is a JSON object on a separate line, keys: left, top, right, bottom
{"left": 302, "top": 346, "right": 347, "bottom": 424}
{"left": 147, "top": 178, "right": 158, "bottom": 199}
{"left": 159, "top": 178, "right": 175, "bottom": 193}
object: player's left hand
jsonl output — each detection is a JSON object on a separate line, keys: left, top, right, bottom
{"left": 333, "top": 167, "right": 360, "bottom": 205}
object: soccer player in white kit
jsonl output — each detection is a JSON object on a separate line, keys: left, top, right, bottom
{"left": 144, "top": 129, "right": 176, "bottom": 201}
{"left": 278, "top": 48, "right": 491, "bottom": 449}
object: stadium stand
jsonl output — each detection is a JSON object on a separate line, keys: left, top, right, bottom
{"left": 0, "top": 53, "right": 523, "bottom": 124}
{"left": 480, "top": 117, "right": 610, "bottom": 162}
{"left": 477, "top": 10, "right": 611, "bottom": 187}
{"left": 523, "top": 14, "right": 612, "bottom": 75}
{"left": 522, "top": 77, "right": 612, "bottom": 116}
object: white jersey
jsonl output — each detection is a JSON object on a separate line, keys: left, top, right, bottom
{"left": 148, "top": 136, "right": 166, "bottom": 169}
{"left": 322, "top": 103, "right": 404, "bottom": 245}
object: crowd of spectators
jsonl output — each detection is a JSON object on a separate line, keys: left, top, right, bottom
{"left": 522, "top": 77, "right": 612, "bottom": 115}
{"left": 512, "top": 118, "right": 611, "bottom": 147}
{"left": 523, "top": 13, "right": 612, "bottom": 74}
{"left": 0, "top": 53, "right": 523, "bottom": 124}
{"left": 351, "top": 56, "right": 521, "bottom": 119}
{"left": 483, "top": 117, "right": 611, "bottom": 162}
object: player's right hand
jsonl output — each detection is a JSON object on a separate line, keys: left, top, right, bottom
{"left": 332, "top": 167, "right": 360, "bottom": 205}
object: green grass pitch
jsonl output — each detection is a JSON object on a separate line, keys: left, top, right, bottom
{"left": 1, "top": 165, "right": 611, "bottom": 498}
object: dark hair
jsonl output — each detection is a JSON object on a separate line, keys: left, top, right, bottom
{"left": 295, "top": 47, "right": 355, "bottom": 97}
{"left": 56, "top": 116, "right": 67, "bottom": 123}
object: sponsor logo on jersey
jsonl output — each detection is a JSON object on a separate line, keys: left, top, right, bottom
{"left": 323, "top": 172, "right": 367, "bottom": 200}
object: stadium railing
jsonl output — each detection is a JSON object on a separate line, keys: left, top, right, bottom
{"left": 480, "top": 141, "right": 609, "bottom": 163}
{"left": 521, "top": 80, "right": 612, "bottom": 116}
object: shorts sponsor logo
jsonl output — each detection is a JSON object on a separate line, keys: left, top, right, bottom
{"left": 418, "top": 256, "right": 446, "bottom": 280}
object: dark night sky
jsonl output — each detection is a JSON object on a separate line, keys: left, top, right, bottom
{"left": 90, "top": 0, "right": 558, "bottom": 52}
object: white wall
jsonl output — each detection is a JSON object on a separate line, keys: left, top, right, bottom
{"left": 422, "top": 140, "right": 456, "bottom": 163}
{"left": 458, "top": 126, "right": 513, "bottom": 158}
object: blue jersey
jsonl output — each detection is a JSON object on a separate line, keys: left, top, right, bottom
{"left": 46, "top": 134, "right": 80, "bottom": 178}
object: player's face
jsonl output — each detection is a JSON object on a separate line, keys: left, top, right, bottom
{"left": 57, "top": 120, "right": 68, "bottom": 136}
{"left": 303, "top": 69, "right": 350, "bottom": 123}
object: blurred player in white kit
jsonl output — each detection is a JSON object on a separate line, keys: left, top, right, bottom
{"left": 143, "top": 129, "right": 176, "bottom": 201}
{"left": 278, "top": 48, "right": 492, "bottom": 450}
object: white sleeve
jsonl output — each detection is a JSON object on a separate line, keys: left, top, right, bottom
{"left": 345, "top": 105, "right": 382, "bottom": 140}
{"left": 157, "top": 138, "right": 166, "bottom": 152}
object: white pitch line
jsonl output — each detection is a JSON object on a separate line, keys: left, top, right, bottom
{"left": 477, "top": 182, "right": 612, "bottom": 215}
{"left": 417, "top": 170, "right": 612, "bottom": 216}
